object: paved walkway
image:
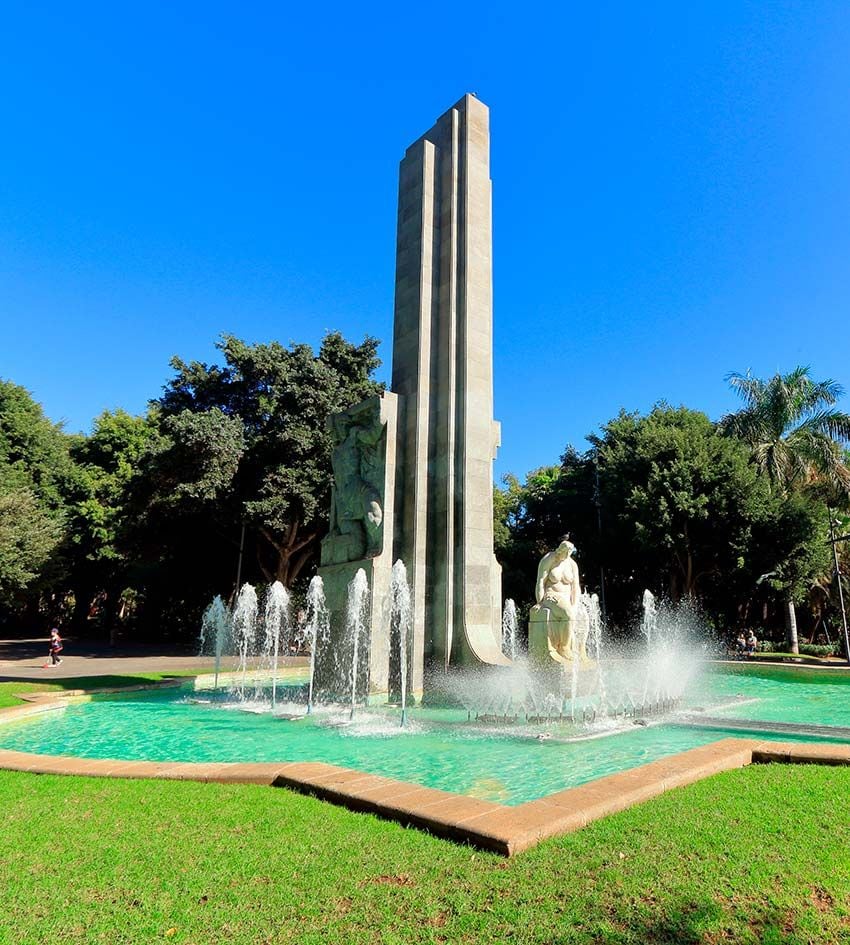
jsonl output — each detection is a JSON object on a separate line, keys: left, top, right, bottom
{"left": 0, "top": 637, "right": 234, "bottom": 681}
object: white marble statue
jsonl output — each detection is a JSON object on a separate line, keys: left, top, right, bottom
{"left": 528, "top": 536, "right": 590, "bottom": 664}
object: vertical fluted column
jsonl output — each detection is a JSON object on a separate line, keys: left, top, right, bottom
{"left": 392, "top": 94, "right": 505, "bottom": 681}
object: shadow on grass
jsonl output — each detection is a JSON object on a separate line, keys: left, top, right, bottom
{"left": 613, "top": 898, "right": 820, "bottom": 945}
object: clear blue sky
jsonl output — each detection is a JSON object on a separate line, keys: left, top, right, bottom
{"left": 2, "top": 1, "right": 849, "bottom": 479}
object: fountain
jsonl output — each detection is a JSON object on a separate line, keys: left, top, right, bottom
{"left": 183, "top": 98, "right": 707, "bottom": 759}
{"left": 8, "top": 98, "right": 841, "bottom": 820}
{"left": 196, "top": 536, "right": 702, "bottom": 738}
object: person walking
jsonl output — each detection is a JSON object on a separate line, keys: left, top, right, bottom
{"left": 44, "top": 627, "right": 63, "bottom": 667}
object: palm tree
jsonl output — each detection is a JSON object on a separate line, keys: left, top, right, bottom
{"left": 722, "top": 367, "right": 850, "bottom": 653}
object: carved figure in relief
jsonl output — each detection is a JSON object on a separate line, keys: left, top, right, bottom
{"left": 324, "top": 399, "right": 386, "bottom": 564}
{"left": 528, "top": 536, "right": 589, "bottom": 663}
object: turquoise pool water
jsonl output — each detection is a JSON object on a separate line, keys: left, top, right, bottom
{"left": 687, "top": 664, "right": 850, "bottom": 728}
{"left": 1, "top": 664, "right": 847, "bottom": 805}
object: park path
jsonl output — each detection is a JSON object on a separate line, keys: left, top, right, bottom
{"left": 0, "top": 637, "right": 238, "bottom": 681}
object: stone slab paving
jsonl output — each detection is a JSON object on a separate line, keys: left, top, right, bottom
{"left": 1, "top": 689, "right": 848, "bottom": 855}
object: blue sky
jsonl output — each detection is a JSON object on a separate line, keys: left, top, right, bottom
{"left": 2, "top": 1, "right": 849, "bottom": 479}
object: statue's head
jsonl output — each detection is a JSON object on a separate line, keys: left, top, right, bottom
{"left": 556, "top": 535, "right": 575, "bottom": 559}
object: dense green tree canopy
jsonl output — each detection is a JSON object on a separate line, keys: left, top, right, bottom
{"left": 0, "top": 381, "right": 71, "bottom": 607}
{"left": 2, "top": 349, "right": 846, "bottom": 650}
{"left": 0, "top": 485, "right": 64, "bottom": 605}
{"left": 136, "top": 331, "right": 383, "bottom": 593}
{"left": 0, "top": 379, "right": 73, "bottom": 513}
{"left": 721, "top": 367, "right": 850, "bottom": 651}
{"left": 63, "top": 410, "right": 156, "bottom": 631}
{"left": 592, "top": 406, "right": 772, "bottom": 605}
{"left": 495, "top": 403, "right": 839, "bottom": 642}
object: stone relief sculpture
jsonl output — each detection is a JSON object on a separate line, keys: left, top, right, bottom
{"left": 321, "top": 397, "right": 387, "bottom": 566}
{"left": 528, "top": 536, "right": 590, "bottom": 664}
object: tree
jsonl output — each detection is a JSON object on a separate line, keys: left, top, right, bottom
{"left": 0, "top": 484, "right": 63, "bottom": 605}
{"left": 0, "top": 381, "right": 72, "bottom": 619}
{"left": 590, "top": 406, "right": 776, "bottom": 626}
{"left": 495, "top": 466, "right": 575, "bottom": 609}
{"left": 494, "top": 405, "right": 807, "bottom": 638}
{"left": 135, "top": 331, "right": 383, "bottom": 598}
{"left": 66, "top": 410, "right": 156, "bottom": 636}
{"left": 722, "top": 367, "right": 850, "bottom": 652}
{"left": 0, "top": 380, "right": 74, "bottom": 514}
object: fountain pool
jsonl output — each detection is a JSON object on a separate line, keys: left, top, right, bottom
{"left": 1, "top": 664, "right": 848, "bottom": 805}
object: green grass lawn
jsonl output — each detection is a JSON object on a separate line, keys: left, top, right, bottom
{"left": 748, "top": 652, "right": 846, "bottom": 666}
{"left": 1, "top": 764, "right": 848, "bottom": 944}
{"left": 0, "top": 672, "right": 202, "bottom": 709}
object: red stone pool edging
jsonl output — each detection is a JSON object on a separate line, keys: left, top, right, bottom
{"left": 1, "top": 692, "right": 849, "bottom": 855}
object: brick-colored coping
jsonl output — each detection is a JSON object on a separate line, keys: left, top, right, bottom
{"left": 1, "top": 692, "right": 848, "bottom": 855}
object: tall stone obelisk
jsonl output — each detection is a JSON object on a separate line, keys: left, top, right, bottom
{"left": 316, "top": 94, "right": 506, "bottom": 702}
{"left": 392, "top": 93, "right": 507, "bottom": 687}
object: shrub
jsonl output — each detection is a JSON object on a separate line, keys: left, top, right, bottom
{"left": 798, "top": 643, "right": 840, "bottom": 658}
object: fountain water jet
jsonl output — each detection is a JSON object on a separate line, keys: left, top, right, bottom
{"left": 199, "top": 595, "right": 230, "bottom": 691}
{"left": 232, "top": 584, "right": 258, "bottom": 700}
{"left": 502, "top": 599, "right": 518, "bottom": 660}
{"left": 640, "top": 589, "right": 658, "bottom": 707}
{"left": 263, "top": 581, "right": 290, "bottom": 710}
{"left": 305, "top": 576, "right": 328, "bottom": 714}
{"left": 569, "top": 625, "right": 579, "bottom": 720}
{"left": 390, "top": 560, "right": 412, "bottom": 726}
{"left": 586, "top": 593, "right": 606, "bottom": 716}
{"left": 347, "top": 569, "right": 369, "bottom": 721}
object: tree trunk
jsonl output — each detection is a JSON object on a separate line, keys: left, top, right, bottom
{"left": 684, "top": 547, "right": 695, "bottom": 598}
{"left": 784, "top": 598, "right": 799, "bottom": 654}
{"left": 257, "top": 522, "right": 318, "bottom": 589}
{"left": 71, "top": 584, "right": 94, "bottom": 634}
{"left": 102, "top": 583, "right": 122, "bottom": 648}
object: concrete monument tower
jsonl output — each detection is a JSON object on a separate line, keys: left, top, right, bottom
{"left": 392, "top": 93, "right": 506, "bottom": 681}
{"left": 316, "top": 94, "right": 507, "bottom": 700}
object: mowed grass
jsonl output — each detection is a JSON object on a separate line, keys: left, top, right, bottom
{"left": 0, "top": 673, "right": 203, "bottom": 709}
{"left": 1, "top": 764, "right": 849, "bottom": 944}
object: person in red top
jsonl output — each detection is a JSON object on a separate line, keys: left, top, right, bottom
{"left": 47, "top": 627, "right": 63, "bottom": 666}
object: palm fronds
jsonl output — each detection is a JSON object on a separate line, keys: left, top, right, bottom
{"left": 723, "top": 366, "right": 850, "bottom": 500}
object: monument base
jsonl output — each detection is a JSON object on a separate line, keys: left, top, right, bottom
{"left": 312, "top": 557, "right": 394, "bottom": 700}
{"left": 315, "top": 392, "right": 400, "bottom": 700}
